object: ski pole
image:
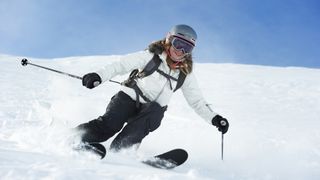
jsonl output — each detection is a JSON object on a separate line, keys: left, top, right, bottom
{"left": 21, "top": 58, "right": 83, "bottom": 80}
{"left": 206, "top": 104, "right": 226, "bottom": 160}
{"left": 221, "top": 132, "right": 224, "bottom": 160}
{"left": 220, "top": 120, "right": 227, "bottom": 161}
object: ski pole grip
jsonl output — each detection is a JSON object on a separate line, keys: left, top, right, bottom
{"left": 93, "top": 81, "right": 100, "bottom": 87}
{"left": 220, "top": 120, "right": 227, "bottom": 126}
{"left": 21, "top": 58, "right": 28, "bottom": 66}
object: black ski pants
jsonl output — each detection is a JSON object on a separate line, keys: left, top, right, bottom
{"left": 76, "top": 91, "right": 166, "bottom": 151}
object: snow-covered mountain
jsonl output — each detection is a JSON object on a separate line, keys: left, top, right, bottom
{"left": 1, "top": 53, "right": 320, "bottom": 180}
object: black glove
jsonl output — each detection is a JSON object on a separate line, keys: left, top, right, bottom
{"left": 82, "top": 73, "right": 102, "bottom": 89}
{"left": 212, "top": 115, "right": 229, "bottom": 134}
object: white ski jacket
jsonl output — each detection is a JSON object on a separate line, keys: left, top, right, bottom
{"left": 95, "top": 51, "right": 218, "bottom": 125}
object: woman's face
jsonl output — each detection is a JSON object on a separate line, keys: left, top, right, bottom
{"left": 168, "top": 45, "right": 185, "bottom": 62}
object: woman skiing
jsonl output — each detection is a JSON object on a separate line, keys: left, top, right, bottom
{"left": 76, "top": 24, "right": 229, "bottom": 152}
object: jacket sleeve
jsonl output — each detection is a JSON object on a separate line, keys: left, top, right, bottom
{"left": 181, "top": 73, "right": 218, "bottom": 124}
{"left": 95, "top": 51, "right": 153, "bottom": 82}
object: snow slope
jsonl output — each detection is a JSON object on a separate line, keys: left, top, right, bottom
{"left": 1, "top": 53, "right": 320, "bottom": 180}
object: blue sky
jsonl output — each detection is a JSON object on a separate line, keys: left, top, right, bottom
{"left": 1, "top": 0, "right": 319, "bottom": 68}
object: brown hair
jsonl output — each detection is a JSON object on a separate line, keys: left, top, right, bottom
{"left": 148, "top": 39, "right": 193, "bottom": 75}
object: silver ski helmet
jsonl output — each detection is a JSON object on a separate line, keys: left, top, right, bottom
{"left": 167, "top": 24, "right": 197, "bottom": 46}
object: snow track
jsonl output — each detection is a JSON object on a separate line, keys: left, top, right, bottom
{"left": 1, "top": 54, "right": 320, "bottom": 179}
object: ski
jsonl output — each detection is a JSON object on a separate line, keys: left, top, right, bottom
{"left": 142, "top": 148, "right": 188, "bottom": 169}
{"left": 73, "top": 142, "right": 106, "bottom": 159}
{"left": 73, "top": 144, "right": 187, "bottom": 169}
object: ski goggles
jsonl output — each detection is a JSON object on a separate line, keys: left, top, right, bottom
{"left": 171, "top": 36, "right": 195, "bottom": 54}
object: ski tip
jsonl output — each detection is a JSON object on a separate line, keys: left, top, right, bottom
{"left": 140, "top": 148, "right": 189, "bottom": 169}
{"left": 171, "top": 148, "right": 188, "bottom": 165}
{"left": 90, "top": 143, "right": 106, "bottom": 159}
{"left": 74, "top": 142, "right": 106, "bottom": 159}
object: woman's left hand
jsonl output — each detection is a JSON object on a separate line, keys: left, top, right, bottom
{"left": 212, "top": 115, "right": 229, "bottom": 134}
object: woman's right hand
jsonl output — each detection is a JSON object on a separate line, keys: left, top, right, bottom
{"left": 82, "top": 73, "right": 102, "bottom": 89}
